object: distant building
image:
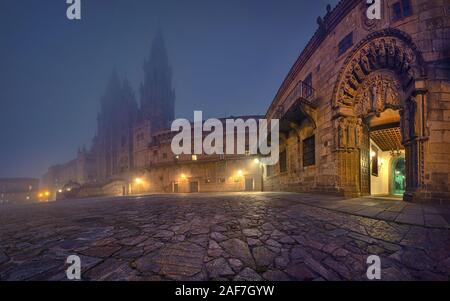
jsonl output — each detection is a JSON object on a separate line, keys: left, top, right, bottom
{"left": 140, "top": 28, "right": 176, "bottom": 132}
{"left": 41, "top": 148, "right": 96, "bottom": 199}
{"left": 90, "top": 72, "right": 138, "bottom": 182}
{"left": 42, "top": 30, "right": 176, "bottom": 198}
{"left": 130, "top": 116, "right": 264, "bottom": 194}
{"left": 0, "top": 178, "right": 39, "bottom": 205}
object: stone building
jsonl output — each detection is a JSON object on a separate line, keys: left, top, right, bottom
{"left": 41, "top": 148, "right": 96, "bottom": 198}
{"left": 0, "top": 178, "right": 39, "bottom": 205}
{"left": 90, "top": 72, "right": 138, "bottom": 182}
{"left": 263, "top": 0, "right": 450, "bottom": 203}
{"left": 43, "top": 1, "right": 449, "bottom": 203}
{"left": 42, "top": 30, "right": 175, "bottom": 197}
{"left": 130, "top": 116, "right": 264, "bottom": 194}
{"left": 139, "top": 28, "right": 176, "bottom": 132}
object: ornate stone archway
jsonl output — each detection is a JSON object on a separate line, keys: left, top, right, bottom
{"left": 332, "top": 29, "right": 428, "bottom": 201}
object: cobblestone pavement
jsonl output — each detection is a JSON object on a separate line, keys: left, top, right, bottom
{"left": 0, "top": 192, "right": 449, "bottom": 281}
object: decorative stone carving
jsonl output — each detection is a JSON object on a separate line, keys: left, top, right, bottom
{"left": 333, "top": 29, "right": 425, "bottom": 109}
{"left": 335, "top": 116, "right": 363, "bottom": 150}
{"left": 354, "top": 72, "right": 402, "bottom": 117}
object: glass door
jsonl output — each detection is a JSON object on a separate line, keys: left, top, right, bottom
{"left": 392, "top": 157, "right": 406, "bottom": 195}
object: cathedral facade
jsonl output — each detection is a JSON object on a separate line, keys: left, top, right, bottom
{"left": 42, "top": 30, "right": 176, "bottom": 197}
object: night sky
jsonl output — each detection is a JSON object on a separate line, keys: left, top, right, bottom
{"left": 0, "top": 0, "right": 339, "bottom": 179}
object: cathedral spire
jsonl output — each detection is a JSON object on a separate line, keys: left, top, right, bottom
{"left": 140, "top": 28, "right": 175, "bottom": 131}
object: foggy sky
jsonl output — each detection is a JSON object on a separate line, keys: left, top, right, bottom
{"left": 0, "top": 0, "right": 339, "bottom": 178}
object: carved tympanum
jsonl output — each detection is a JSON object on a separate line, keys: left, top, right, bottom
{"left": 354, "top": 72, "right": 402, "bottom": 117}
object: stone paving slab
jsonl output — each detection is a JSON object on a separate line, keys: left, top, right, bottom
{"left": 0, "top": 192, "right": 449, "bottom": 281}
{"left": 277, "top": 193, "right": 450, "bottom": 229}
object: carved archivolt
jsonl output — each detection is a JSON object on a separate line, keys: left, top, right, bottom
{"left": 334, "top": 29, "right": 425, "bottom": 110}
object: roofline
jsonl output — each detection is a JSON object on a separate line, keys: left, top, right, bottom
{"left": 266, "top": 0, "right": 360, "bottom": 117}
{"left": 150, "top": 114, "right": 266, "bottom": 136}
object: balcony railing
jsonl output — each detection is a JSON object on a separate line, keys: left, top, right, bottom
{"left": 285, "top": 80, "right": 315, "bottom": 107}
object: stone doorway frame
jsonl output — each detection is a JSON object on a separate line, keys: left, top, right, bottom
{"left": 332, "top": 29, "right": 428, "bottom": 202}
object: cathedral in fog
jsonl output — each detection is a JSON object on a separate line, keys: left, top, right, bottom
{"left": 42, "top": 30, "right": 176, "bottom": 194}
{"left": 43, "top": 0, "right": 450, "bottom": 203}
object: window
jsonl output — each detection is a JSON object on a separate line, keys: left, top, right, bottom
{"left": 392, "top": 0, "right": 412, "bottom": 21}
{"left": 192, "top": 155, "right": 198, "bottom": 161}
{"left": 303, "top": 135, "right": 316, "bottom": 167}
{"left": 279, "top": 150, "right": 287, "bottom": 173}
{"left": 338, "top": 32, "right": 353, "bottom": 55}
{"left": 303, "top": 73, "right": 313, "bottom": 98}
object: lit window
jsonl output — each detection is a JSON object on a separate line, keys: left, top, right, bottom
{"left": 192, "top": 155, "right": 198, "bottom": 161}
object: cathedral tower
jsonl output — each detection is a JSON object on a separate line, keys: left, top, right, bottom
{"left": 140, "top": 29, "right": 176, "bottom": 132}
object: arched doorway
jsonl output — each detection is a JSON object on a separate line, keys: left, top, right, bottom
{"left": 332, "top": 29, "right": 427, "bottom": 201}
{"left": 366, "top": 107, "right": 406, "bottom": 197}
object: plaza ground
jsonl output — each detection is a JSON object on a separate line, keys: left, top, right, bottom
{"left": 0, "top": 192, "right": 449, "bottom": 281}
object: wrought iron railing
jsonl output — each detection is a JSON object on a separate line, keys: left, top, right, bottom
{"left": 285, "top": 80, "right": 315, "bottom": 107}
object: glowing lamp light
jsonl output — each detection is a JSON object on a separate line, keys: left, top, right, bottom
{"left": 180, "top": 173, "right": 187, "bottom": 179}
{"left": 38, "top": 193, "right": 43, "bottom": 198}
{"left": 370, "top": 151, "right": 376, "bottom": 158}
{"left": 44, "top": 191, "right": 50, "bottom": 197}
{"left": 253, "top": 158, "right": 260, "bottom": 165}
{"left": 58, "top": 189, "right": 63, "bottom": 193}
{"left": 135, "top": 178, "right": 143, "bottom": 185}
{"left": 237, "top": 170, "right": 243, "bottom": 177}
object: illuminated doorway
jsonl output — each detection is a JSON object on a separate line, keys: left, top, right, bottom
{"left": 366, "top": 109, "right": 406, "bottom": 198}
